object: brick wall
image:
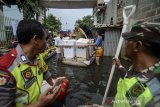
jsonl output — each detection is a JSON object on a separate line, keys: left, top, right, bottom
{"left": 104, "top": 0, "right": 160, "bottom": 25}
{"left": 116, "top": 0, "right": 160, "bottom": 24}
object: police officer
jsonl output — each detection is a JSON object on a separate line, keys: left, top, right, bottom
{"left": 113, "top": 22, "right": 160, "bottom": 107}
{"left": 0, "top": 20, "right": 62, "bottom": 107}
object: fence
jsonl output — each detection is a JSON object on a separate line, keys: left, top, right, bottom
{"left": 0, "top": 15, "right": 19, "bottom": 48}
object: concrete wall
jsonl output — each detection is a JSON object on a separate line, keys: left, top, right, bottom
{"left": 104, "top": 0, "right": 160, "bottom": 25}
{"left": 134, "top": 0, "right": 160, "bottom": 22}
{"left": 119, "top": 0, "right": 160, "bottom": 23}
{"left": 100, "top": 0, "right": 160, "bottom": 56}
{"left": 103, "top": 0, "right": 115, "bottom": 24}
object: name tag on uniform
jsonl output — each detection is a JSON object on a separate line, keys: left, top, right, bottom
{"left": 24, "top": 77, "right": 36, "bottom": 89}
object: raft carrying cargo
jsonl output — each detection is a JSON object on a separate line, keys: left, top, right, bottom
{"left": 59, "top": 38, "right": 95, "bottom": 67}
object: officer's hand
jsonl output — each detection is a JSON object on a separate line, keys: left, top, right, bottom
{"left": 112, "top": 58, "right": 122, "bottom": 67}
{"left": 55, "top": 76, "right": 66, "bottom": 82}
{"left": 52, "top": 76, "right": 67, "bottom": 86}
{"left": 37, "top": 86, "right": 61, "bottom": 106}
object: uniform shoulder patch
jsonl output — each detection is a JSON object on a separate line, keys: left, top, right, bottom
{"left": 0, "top": 49, "right": 17, "bottom": 69}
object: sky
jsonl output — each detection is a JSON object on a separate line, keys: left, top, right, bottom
{"left": 3, "top": 0, "right": 109, "bottom": 30}
{"left": 3, "top": 5, "right": 23, "bottom": 20}
{"left": 48, "top": 9, "right": 93, "bottom": 30}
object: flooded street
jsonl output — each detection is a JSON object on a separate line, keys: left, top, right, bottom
{"left": 47, "top": 55, "right": 130, "bottom": 106}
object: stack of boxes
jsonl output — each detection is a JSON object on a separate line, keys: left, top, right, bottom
{"left": 62, "top": 38, "right": 94, "bottom": 60}
{"left": 63, "top": 39, "right": 76, "bottom": 59}
{"left": 76, "top": 38, "right": 90, "bottom": 59}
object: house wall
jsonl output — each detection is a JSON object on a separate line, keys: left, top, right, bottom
{"left": 101, "top": 0, "right": 160, "bottom": 56}
{"left": 103, "top": 0, "right": 115, "bottom": 24}
{"left": 117, "top": 0, "right": 160, "bottom": 23}
{"left": 105, "top": 0, "right": 160, "bottom": 24}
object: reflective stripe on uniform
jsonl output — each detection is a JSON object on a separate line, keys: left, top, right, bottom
{"left": 15, "top": 93, "right": 29, "bottom": 106}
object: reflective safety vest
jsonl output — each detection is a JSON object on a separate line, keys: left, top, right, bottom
{"left": 0, "top": 49, "right": 48, "bottom": 106}
{"left": 113, "top": 77, "right": 152, "bottom": 107}
{"left": 113, "top": 63, "right": 160, "bottom": 107}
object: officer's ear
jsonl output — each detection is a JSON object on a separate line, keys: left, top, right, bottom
{"left": 32, "top": 35, "right": 39, "bottom": 44}
{"left": 133, "top": 41, "right": 143, "bottom": 52}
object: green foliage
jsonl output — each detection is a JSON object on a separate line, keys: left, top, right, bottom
{"left": 16, "top": 0, "right": 40, "bottom": 19}
{"left": 43, "top": 14, "right": 62, "bottom": 32}
{"left": 75, "top": 15, "right": 93, "bottom": 29}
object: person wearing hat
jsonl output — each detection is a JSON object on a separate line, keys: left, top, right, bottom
{"left": 72, "top": 23, "right": 87, "bottom": 39}
{"left": 113, "top": 22, "right": 160, "bottom": 107}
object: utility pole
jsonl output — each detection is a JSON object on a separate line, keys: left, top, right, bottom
{"left": 66, "top": 22, "right": 67, "bottom": 30}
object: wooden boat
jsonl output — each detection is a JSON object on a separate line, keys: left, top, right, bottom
{"left": 62, "top": 56, "right": 95, "bottom": 67}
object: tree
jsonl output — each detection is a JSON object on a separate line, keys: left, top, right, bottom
{"left": 43, "top": 14, "right": 62, "bottom": 32}
{"left": 75, "top": 15, "right": 94, "bottom": 29}
{"left": 16, "top": 0, "right": 40, "bottom": 19}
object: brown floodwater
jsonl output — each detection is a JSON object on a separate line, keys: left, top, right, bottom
{"left": 47, "top": 55, "right": 131, "bottom": 107}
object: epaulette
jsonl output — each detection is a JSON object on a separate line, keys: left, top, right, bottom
{"left": 0, "top": 49, "right": 17, "bottom": 83}
{"left": 0, "top": 49, "right": 17, "bottom": 70}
